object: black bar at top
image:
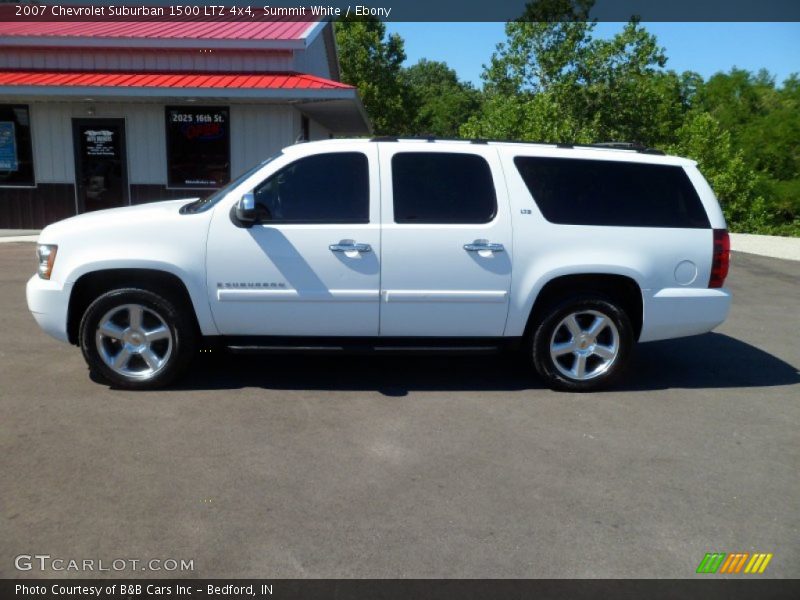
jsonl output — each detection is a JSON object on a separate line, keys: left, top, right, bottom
{"left": 1, "top": 1, "right": 800, "bottom": 22}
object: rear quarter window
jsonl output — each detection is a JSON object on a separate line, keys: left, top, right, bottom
{"left": 513, "top": 157, "right": 710, "bottom": 228}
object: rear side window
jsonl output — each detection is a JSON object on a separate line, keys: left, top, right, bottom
{"left": 514, "top": 157, "right": 710, "bottom": 228}
{"left": 254, "top": 152, "right": 369, "bottom": 223}
{"left": 392, "top": 152, "right": 497, "bottom": 223}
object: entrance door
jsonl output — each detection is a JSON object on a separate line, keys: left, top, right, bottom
{"left": 72, "top": 119, "right": 128, "bottom": 213}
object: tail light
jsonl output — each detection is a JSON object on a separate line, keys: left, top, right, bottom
{"left": 709, "top": 228, "right": 730, "bottom": 288}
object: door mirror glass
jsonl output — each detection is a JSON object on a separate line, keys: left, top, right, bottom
{"left": 235, "top": 192, "right": 257, "bottom": 225}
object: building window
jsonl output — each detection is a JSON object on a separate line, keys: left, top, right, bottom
{"left": 165, "top": 106, "right": 230, "bottom": 188}
{"left": 0, "top": 105, "right": 35, "bottom": 187}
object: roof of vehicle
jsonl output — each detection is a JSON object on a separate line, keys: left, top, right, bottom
{"left": 285, "top": 137, "right": 696, "bottom": 166}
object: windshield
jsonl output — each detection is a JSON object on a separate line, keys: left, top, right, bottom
{"left": 179, "top": 152, "right": 282, "bottom": 214}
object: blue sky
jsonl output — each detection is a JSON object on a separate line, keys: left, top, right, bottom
{"left": 385, "top": 22, "right": 800, "bottom": 88}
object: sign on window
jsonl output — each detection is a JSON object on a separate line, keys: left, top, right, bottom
{"left": 0, "top": 121, "right": 18, "bottom": 172}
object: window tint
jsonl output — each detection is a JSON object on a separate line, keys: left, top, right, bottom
{"left": 392, "top": 153, "right": 496, "bottom": 224}
{"left": 514, "top": 157, "right": 710, "bottom": 228}
{"left": 253, "top": 152, "right": 369, "bottom": 223}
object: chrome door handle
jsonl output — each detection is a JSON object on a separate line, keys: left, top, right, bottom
{"left": 329, "top": 240, "right": 372, "bottom": 253}
{"left": 464, "top": 239, "right": 504, "bottom": 252}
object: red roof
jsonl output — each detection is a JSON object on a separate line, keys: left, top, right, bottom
{"left": 0, "top": 20, "right": 317, "bottom": 41}
{"left": 0, "top": 70, "right": 352, "bottom": 90}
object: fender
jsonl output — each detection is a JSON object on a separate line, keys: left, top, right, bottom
{"left": 505, "top": 254, "right": 648, "bottom": 337}
{"left": 65, "top": 259, "right": 218, "bottom": 336}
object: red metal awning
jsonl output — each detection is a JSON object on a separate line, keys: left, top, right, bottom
{"left": 0, "top": 69, "right": 352, "bottom": 90}
{"left": 0, "top": 20, "right": 317, "bottom": 41}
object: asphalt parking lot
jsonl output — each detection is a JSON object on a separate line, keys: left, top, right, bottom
{"left": 1, "top": 242, "right": 798, "bottom": 579}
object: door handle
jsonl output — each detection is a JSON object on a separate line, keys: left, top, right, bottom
{"left": 464, "top": 239, "right": 504, "bottom": 252}
{"left": 329, "top": 240, "right": 372, "bottom": 253}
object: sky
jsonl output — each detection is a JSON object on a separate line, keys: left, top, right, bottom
{"left": 385, "top": 22, "right": 800, "bottom": 88}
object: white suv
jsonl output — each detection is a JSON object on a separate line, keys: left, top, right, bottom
{"left": 27, "top": 138, "right": 732, "bottom": 391}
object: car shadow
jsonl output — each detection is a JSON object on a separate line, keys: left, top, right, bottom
{"left": 156, "top": 333, "right": 799, "bottom": 396}
{"left": 620, "top": 333, "right": 799, "bottom": 392}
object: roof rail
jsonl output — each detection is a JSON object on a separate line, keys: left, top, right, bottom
{"left": 370, "top": 135, "right": 488, "bottom": 145}
{"left": 369, "top": 136, "right": 665, "bottom": 155}
{"left": 589, "top": 141, "right": 665, "bottom": 155}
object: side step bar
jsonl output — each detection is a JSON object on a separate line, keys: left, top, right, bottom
{"left": 217, "top": 337, "right": 520, "bottom": 356}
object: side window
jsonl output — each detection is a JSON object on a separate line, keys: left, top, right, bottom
{"left": 513, "top": 156, "right": 710, "bottom": 228}
{"left": 253, "top": 152, "right": 369, "bottom": 223}
{"left": 392, "top": 152, "right": 497, "bottom": 224}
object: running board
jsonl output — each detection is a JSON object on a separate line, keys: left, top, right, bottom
{"left": 217, "top": 336, "right": 517, "bottom": 356}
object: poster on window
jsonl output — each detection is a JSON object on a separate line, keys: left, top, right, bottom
{"left": 165, "top": 106, "right": 230, "bottom": 188}
{"left": 0, "top": 121, "right": 18, "bottom": 171}
{"left": 83, "top": 129, "right": 117, "bottom": 157}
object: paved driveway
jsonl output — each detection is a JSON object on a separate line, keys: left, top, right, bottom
{"left": 1, "top": 243, "right": 797, "bottom": 578}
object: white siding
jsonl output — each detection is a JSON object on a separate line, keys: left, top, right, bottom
{"left": 0, "top": 49, "right": 293, "bottom": 73}
{"left": 230, "top": 105, "right": 296, "bottom": 175}
{"left": 293, "top": 35, "right": 332, "bottom": 79}
{"left": 309, "top": 119, "right": 332, "bottom": 141}
{"left": 29, "top": 103, "right": 74, "bottom": 183}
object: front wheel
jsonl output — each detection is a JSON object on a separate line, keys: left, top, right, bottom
{"left": 530, "top": 296, "right": 633, "bottom": 392}
{"left": 79, "top": 288, "right": 196, "bottom": 389}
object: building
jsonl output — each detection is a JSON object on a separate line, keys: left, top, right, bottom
{"left": 0, "top": 20, "right": 370, "bottom": 229}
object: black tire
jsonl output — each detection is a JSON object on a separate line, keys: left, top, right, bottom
{"left": 79, "top": 288, "right": 197, "bottom": 389}
{"left": 530, "top": 295, "right": 633, "bottom": 392}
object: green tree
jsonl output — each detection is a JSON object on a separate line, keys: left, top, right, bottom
{"left": 470, "top": 1, "right": 683, "bottom": 145}
{"left": 482, "top": 0, "right": 595, "bottom": 96}
{"left": 399, "top": 59, "right": 481, "bottom": 137}
{"left": 334, "top": 17, "right": 410, "bottom": 135}
{"left": 693, "top": 69, "right": 800, "bottom": 232}
{"left": 667, "top": 112, "right": 768, "bottom": 232}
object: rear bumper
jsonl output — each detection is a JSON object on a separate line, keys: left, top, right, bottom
{"left": 26, "top": 274, "right": 72, "bottom": 344}
{"left": 639, "top": 287, "right": 732, "bottom": 342}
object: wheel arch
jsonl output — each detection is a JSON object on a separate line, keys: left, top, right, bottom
{"left": 67, "top": 268, "right": 202, "bottom": 345}
{"left": 522, "top": 272, "right": 644, "bottom": 341}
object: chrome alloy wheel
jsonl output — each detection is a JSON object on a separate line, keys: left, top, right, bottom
{"left": 95, "top": 303, "right": 173, "bottom": 380}
{"left": 548, "top": 309, "right": 620, "bottom": 381}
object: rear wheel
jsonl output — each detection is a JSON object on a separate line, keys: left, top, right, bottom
{"left": 79, "top": 288, "right": 196, "bottom": 389}
{"left": 530, "top": 296, "right": 633, "bottom": 392}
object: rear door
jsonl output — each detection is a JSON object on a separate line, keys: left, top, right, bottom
{"left": 378, "top": 144, "right": 513, "bottom": 337}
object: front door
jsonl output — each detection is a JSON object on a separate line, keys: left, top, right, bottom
{"left": 72, "top": 119, "right": 128, "bottom": 213}
{"left": 378, "top": 146, "right": 513, "bottom": 337}
{"left": 206, "top": 146, "right": 381, "bottom": 337}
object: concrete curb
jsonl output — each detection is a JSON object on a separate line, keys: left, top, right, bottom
{"left": 730, "top": 233, "right": 800, "bottom": 262}
{"left": 0, "top": 235, "right": 38, "bottom": 243}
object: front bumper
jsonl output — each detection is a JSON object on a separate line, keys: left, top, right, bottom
{"left": 639, "top": 287, "right": 732, "bottom": 342}
{"left": 26, "top": 274, "right": 72, "bottom": 343}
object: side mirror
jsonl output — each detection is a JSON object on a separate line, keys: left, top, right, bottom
{"left": 234, "top": 192, "right": 257, "bottom": 227}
